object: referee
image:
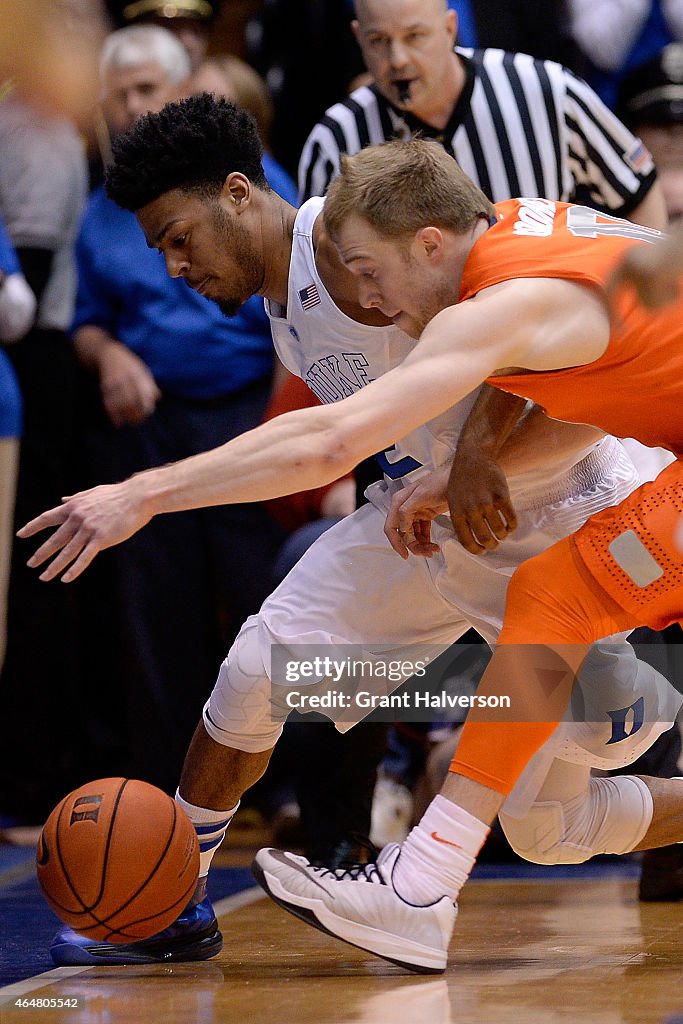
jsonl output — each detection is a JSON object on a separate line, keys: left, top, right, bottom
{"left": 292, "top": 0, "right": 671, "bottom": 876}
{"left": 299, "top": 0, "right": 666, "bottom": 227}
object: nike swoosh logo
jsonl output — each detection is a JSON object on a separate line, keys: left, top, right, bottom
{"left": 431, "top": 831, "right": 462, "bottom": 849}
{"left": 267, "top": 850, "right": 333, "bottom": 897}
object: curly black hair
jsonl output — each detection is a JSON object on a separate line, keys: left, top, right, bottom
{"left": 105, "top": 93, "right": 269, "bottom": 211}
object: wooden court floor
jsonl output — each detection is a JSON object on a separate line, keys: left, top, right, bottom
{"left": 1, "top": 873, "right": 682, "bottom": 1024}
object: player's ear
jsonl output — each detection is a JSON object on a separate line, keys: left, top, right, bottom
{"left": 417, "top": 226, "right": 444, "bottom": 260}
{"left": 445, "top": 8, "right": 457, "bottom": 46}
{"left": 222, "top": 173, "right": 251, "bottom": 210}
{"left": 351, "top": 20, "right": 361, "bottom": 47}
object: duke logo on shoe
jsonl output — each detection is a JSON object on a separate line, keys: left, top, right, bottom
{"left": 252, "top": 844, "right": 457, "bottom": 974}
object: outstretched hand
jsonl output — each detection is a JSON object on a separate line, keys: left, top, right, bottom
{"left": 447, "top": 449, "right": 517, "bottom": 554}
{"left": 611, "top": 237, "right": 683, "bottom": 310}
{"left": 17, "top": 481, "right": 152, "bottom": 582}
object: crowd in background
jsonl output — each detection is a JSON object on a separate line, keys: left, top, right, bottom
{"left": 0, "top": 0, "right": 682, "bottom": 880}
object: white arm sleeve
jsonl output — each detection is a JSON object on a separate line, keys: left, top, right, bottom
{"left": 0, "top": 273, "right": 37, "bottom": 343}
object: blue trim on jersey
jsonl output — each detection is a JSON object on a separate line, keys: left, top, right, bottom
{"left": 375, "top": 445, "right": 422, "bottom": 479}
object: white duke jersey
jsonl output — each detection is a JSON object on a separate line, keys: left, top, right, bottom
{"left": 265, "top": 197, "right": 599, "bottom": 498}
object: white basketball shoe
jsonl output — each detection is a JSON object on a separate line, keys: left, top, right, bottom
{"left": 252, "top": 843, "right": 457, "bottom": 973}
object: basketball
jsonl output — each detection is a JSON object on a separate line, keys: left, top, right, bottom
{"left": 36, "top": 778, "right": 199, "bottom": 943}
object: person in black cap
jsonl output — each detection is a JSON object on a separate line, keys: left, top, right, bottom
{"left": 620, "top": 42, "right": 683, "bottom": 225}
{"left": 105, "top": 0, "right": 221, "bottom": 72}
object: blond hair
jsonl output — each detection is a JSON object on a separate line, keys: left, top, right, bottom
{"left": 324, "top": 139, "right": 495, "bottom": 241}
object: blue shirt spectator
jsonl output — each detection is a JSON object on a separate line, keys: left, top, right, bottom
{"left": 447, "top": 0, "right": 477, "bottom": 47}
{"left": 0, "top": 215, "right": 21, "bottom": 276}
{"left": 262, "top": 153, "right": 298, "bottom": 207}
{"left": 0, "top": 214, "right": 23, "bottom": 438}
{"left": 73, "top": 186, "right": 273, "bottom": 399}
{"left": 570, "top": 0, "right": 682, "bottom": 109}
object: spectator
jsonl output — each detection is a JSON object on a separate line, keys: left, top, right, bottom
{"left": 193, "top": 53, "right": 297, "bottom": 205}
{"left": 620, "top": 41, "right": 683, "bottom": 223}
{"left": 0, "top": 213, "right": 32, "bottom": 674}
{"left": 568, "top": 0, "right": 683, "bottom": 108}
{"left": 105, "top": 0, "right": 223, "bottom": 73}
{"left": 71, "top": 25, "right": 283, "bottom": 793}
{"left": 450, "top": 0, "right": 579, "bottom": 67}
{"left": 0, "top": 0, "right": 106, "bottom": 124}
{"left": 0, "top": 92, "right": 88, "bottom": 822}
{"left": 248, "top": 0, "right": 365, "bottom": 175}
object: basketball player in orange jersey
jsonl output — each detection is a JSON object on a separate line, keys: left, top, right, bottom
{"left": 19, "top": 135, "right": 683, "bottom": 973}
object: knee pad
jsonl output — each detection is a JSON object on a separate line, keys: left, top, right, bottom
{"left": 203, "top": 616, "right": 284, "bottom": 753}
{"left": 500, "top": 775, "right": 653, "bottom": 865}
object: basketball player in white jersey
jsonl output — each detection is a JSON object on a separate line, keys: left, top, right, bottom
{"left": 20, "top": 96, "right": 683, "bottom": 970}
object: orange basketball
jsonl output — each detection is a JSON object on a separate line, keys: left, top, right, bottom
{"left": 36, "top": 778, "right": 199, "bottom": 943}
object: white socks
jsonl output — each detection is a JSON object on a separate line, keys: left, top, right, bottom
{"left": 392, "top": 795, "right": 490, "bottom": 905}
{"left": 175, "top": 790, "right": 239, "bottom": 878}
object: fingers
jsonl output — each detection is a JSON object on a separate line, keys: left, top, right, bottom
{"left": 60, "top": 541, "right": 101, "bottom": 582}
{"left": 25, "top": 517, "right": 79, "bottom": 568}
{"left": 19, "top": 502, "right": 102, "bottom": 582}
{"left": 384, "top": 479, "right": 448, "bottom": 558}
{"left": 23, "top": 518, "right": 101, "bottom": 583}
{"left": 105, "top": 396, "right": 151, "bottom": 428}
{"left": 385, "top": 491, "right": 441, "bottom": 558}
{"left": 407, "top": 519, "right": 440, "bottom": 557}
{"left": 16, "top": 506, "right": 69, "bottom": 540}
{"left": 384, "top": 497, "right": 410, "bottom": 558}
{"left": 453, "top": 502, "right": 516, "bottom": 555}
{"left": 385, "top": 525, "right": 409, "bottom": 558}
{"left": 34, "top": 532, "right": 89, "bottom": 581}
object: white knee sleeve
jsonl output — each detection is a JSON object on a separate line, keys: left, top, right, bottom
{"left": 500, "top": 775, "right": 653, "bottom": 865}
{"left": 203, "top": 616, "right": 284, "bottom": 753}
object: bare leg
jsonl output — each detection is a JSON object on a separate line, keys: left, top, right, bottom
{"left": 179, "top": 720, "right": 274, "bottom": 810}
{"left": 437, "top": 642, "right": 586, "bottom": 825}
{"left": 440, "top": 772, "right": 504, "bottom": 825}
{"left": 178, "top": 720, "right": 275, "bottom": 904}
{"left": 633, "top": 777, "right": 683, "bottom": 850}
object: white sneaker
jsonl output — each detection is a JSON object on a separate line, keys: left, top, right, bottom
{"left": 252, "top": 843, "right": 457, "bottom": 973}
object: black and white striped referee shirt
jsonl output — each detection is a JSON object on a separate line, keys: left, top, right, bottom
{"left": 298, "top": 47, "right": 656, "bottom": 211}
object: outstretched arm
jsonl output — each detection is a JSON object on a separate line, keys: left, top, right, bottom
{"left": 612, "top": 228, "right": 683, "bottom": 309}
{"left": 19, "top": 277, "right": 609, "bottom": 581}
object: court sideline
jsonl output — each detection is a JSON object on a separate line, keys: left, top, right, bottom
{"left": 2, "top": 847, "right": 683, "bottom": 1024}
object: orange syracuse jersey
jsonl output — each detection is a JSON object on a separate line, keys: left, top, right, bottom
{"left": 458, "top": 199, "right": 683, "bottom": 456}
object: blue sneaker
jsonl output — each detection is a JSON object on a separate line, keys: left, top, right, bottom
{"left": 50, "top": 897, "right": 222, "bottom": 966}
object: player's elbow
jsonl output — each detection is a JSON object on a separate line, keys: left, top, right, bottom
{"left": 316, "top": 423, "right": 359, "bottom": 480}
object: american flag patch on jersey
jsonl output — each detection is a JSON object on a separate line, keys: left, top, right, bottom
{"left": 625, "top": 140, "right": 654, "bottom": 175}
{"left": 298, "top": 283, "right": 321, "bottom": 310}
